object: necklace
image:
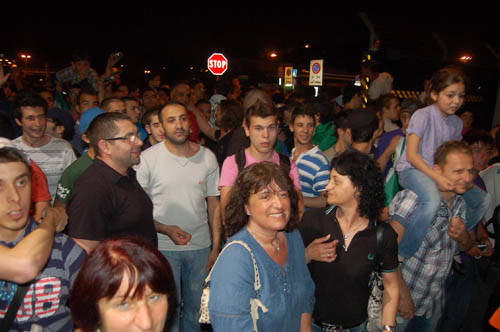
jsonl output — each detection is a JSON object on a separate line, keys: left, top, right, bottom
{"left": 336, "top": 210, "right": 368, "bottom": 251}
{"left": 271, "top": 236, "right": 281, "bottom": 252}
{"left": 247, "top": 227, "right": 281, "bottom": 254}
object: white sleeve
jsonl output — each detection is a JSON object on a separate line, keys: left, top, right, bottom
{"left": 135, "top": 154, "right": 151, "bottom": 190}
{"left": 205, "top": 150, "right": 220, "bottom": 197}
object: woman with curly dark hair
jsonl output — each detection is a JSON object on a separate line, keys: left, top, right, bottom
{"left": 299, "top": 149, "right": 400, "bottom": 332}
{"left": 208, "top": 161, "right": 315, "bottom": 331}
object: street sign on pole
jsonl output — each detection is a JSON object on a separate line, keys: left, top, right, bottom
{"left": 284, "top": 66, "right": 293, "bottom": 86}
{"left": 207, "top": 53, "right": 228, "bottom": 76}
{"left": 309, "top": 59, "right": 324, "bottom": 86}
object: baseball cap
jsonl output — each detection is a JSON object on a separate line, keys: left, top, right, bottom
{"left": 79, "top": 107, "right": 105, "bottom": 134}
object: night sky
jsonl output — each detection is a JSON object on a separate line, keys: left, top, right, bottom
{"left": 3, "top": 6, "right": 500, "bottom": 85}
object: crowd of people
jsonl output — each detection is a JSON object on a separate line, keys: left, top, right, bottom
{"left": 0, "top": 49, "right": 499, "bottom": 332}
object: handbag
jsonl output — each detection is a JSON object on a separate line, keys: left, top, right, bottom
{"left": 366, "top": 222, "right": 388, "bottom": 332}
{"left": 199, "top": 240, "right": 269, "bottom": 332}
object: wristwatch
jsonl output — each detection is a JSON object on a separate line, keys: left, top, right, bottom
{"left": 382, "top": 325, "right": 396, "bottom": 331}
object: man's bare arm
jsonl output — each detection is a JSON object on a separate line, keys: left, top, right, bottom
{"left": 389, "top": 219, "right": 406, "bottom": 245}
{"left": 33, "top": 201, "right": 50, "bottom": 222}
{"left": 220, "top": 186, "right": 232, "bottom": 226}
{"left": 188, "top": 104, "right": 217, "bottom": 140}
{"left": 72, "top": 238, "right": 100, "bottom": 254}
{"left": 206, "top": 196, "right": 222, "bottom": 271}
{"left": 207, "top": 196, "right": 222, "bottom": 251}
{"left": 154, "top": 221, "right": 192, "bottom": 245}
{"left": 0, "top": 208, "right": 66, "bottom": 283}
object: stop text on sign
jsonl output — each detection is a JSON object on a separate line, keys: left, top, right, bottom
{"left": 207, "top": 53, "right": 228, "bottom": 76}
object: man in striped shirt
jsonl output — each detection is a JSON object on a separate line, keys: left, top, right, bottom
{"left": 0, "top": 146, "right": 85, "bottom": 331}
{"left": 290, "top": 104, "right": 330, "bottom": 209}
{"left": 389, "top": 141, "right": 477, "bottom": 332}
{"left": 12, "top": 93, "right": 76, "bottom": 200}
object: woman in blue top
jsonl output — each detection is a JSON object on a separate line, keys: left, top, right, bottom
{"left": 209, "top": 162, "right": 315, "bottom": 332}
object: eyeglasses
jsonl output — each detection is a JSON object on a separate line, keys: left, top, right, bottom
{"left": 105, "top": 134, "right": 141, "bottom": 144}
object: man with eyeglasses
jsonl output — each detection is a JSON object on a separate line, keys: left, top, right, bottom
{"left": 66, "top": 112, "right": 157, "bottom": 253}
{"left": 11, "top": 92, "right": 76, "bottom": 201}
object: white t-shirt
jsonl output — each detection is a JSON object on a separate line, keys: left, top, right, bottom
{"left": 136, "top": 143, "right": 220, "bottom": 251}
{"left": 12, "top": 136, "right": 76, "bottom": 199}
{"left": 480, "top": 164, "right": 500, "bottom": 245}
{"left": 368, "top": 72, "right": 393, "bottom": 100}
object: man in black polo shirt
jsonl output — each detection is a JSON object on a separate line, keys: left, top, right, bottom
{"left": 66, "top": 112, "right": 157, "bottom": 252}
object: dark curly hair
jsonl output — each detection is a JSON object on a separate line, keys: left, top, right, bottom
{"left": 224, "top": 162, "right": 299, "bottom": 238}
{"left": 330, "top": 150, "right": 385, "bottom": 221}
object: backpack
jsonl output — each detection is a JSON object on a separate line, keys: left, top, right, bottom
{"left": 235, "top": 149, "right": 291, "bottom": 175}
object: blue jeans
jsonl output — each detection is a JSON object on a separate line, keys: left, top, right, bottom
{"left": 312, "top": 321, "right": 366, "bottom": 332}
{"left": 398, "top": 168, "right": 490, "bottom": 258}
{"left": 161, "top": 247, "right": 210, "bottom": 332}
{"left": 396, "top": 312, "right": 440, "bottom": 332}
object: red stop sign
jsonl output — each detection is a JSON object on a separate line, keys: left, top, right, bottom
{"left": 207, "top": 53, "right": 228, "bottom": 76}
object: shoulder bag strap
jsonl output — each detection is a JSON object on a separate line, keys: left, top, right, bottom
{"left": 204, "top": 240, "right": 262, "bottom": 292}
{"left": 203, "top": 240, "right": 268, "bottom": 332}
{"left": 0, "top": 283, "right": 30, "bottom": 332}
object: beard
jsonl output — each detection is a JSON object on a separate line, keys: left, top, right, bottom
{"left": 165, "top": 130, "right": 190, "bottom": 145}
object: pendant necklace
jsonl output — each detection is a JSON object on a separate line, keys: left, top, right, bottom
{"left": 272, "top": 236, "right": 281, "bottom": 253}
{"left": 338, "top": 215, "right": 366, "bottom": 252}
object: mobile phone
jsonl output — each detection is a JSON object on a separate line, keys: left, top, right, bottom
{"left": 477, "top": 243, "right": 488, "bottom": 251}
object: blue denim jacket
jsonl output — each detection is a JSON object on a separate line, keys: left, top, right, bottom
{"left": 209, "top": 228, "right": 315, "bottom": 331}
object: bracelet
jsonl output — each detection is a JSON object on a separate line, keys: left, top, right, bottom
{"left": 382, "top": 325, "right": 396, "bottom": 331}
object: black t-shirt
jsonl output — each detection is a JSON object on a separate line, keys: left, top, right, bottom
{"left": 141, "top": 137, "right": 153, "bottom": 151}
{"left": 489, "top": 155, "right": 500, "bottom": 166}
{"left": 299, "top": 207, "right": 398, "bottom": 327}
{"left": 67, "top": 158, "right": 158, "bottom": 247}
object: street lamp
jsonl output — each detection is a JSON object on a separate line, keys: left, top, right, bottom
{"left": 459, "top": 54, "right": 472, "bottom": 63}
{"left": 19, "top": 53, "right": 32, "bottom": 64}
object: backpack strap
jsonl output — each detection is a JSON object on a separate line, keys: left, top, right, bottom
{"left": 236, "top": 149, "right": 246, "bottom": 173}
{"left": 278, "top": 153, "right": 291, "bottom": 175}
